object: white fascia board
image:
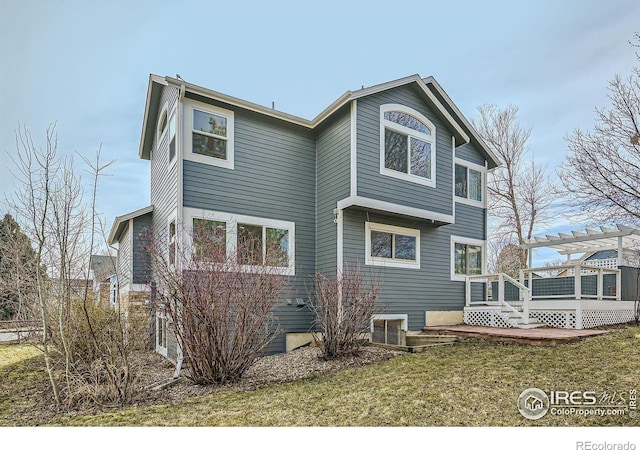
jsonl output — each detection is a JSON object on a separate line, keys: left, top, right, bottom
{"left": 108, "top": 205, "right": 154, "bottom": 246}
{"left": 352, "top": 75, "right": 470, "bottom": 144}
{"left": 164, "top": 76, "right": 313, "bottom": 129}
{"left": 423, "top": 76, "right": 501, "bottom": 168}
{"left": 311, "top": 92, "right": 353, "bottom": 126}
{"left": 162, "top": 74, "right": 472, "bottom": 143}
{"left": 336, "top": 195, "right": 454, "bottom": 224}
{"left": 138, "top": 75, "right": 169, "bottom": 159}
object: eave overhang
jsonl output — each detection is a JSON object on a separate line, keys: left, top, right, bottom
{"left": 108, "top": 205, "right": 154, "bottom": 246}
{"left": 138, "top": 73, "right": 487, "bottom": 162}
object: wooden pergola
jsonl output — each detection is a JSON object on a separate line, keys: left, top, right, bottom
{"left": 520, "top": 224, "right": 640, "bottom": 268}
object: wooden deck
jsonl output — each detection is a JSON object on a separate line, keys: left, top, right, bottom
{"left": 421, "top": 325, "right": 609, "bottom": 346}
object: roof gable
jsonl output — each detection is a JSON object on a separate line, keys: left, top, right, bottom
{"left": 108, "top": 205, "right": 154, "bottom": 245}
{"left": 138, "top": 73, "right": 500, "bottom": 168}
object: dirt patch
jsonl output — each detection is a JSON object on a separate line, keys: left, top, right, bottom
{"left": 4, "top": 345, "right": 403, "bottom": 423}
{"left": 136, "top": 345, "right": 403, "bottom": 405}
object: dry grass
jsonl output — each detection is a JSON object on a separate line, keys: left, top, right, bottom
{"left": 2, "top": 326, "right": 640, "bottom": 427}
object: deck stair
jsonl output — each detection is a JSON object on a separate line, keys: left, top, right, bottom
{"left": 499, "top": 304, "right": 544, "bottom": 329}
{"left": 465, "top": 272, "right": 546, "bottom": 329}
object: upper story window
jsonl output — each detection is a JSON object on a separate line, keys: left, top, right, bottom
{"left": 380, "top": 104, "right": 436, "bottom": 188}
{"left": 157, "top": 103, "right": 169, "bottom": 148}
{"left": 365, "top": 222, "right": 420, "bottom": 269}
{"left": 168, "top": 112, "right": 177, "bottom": 163}
{"left": 184, "top": 101, "right": 235, "bottom": 170}
{"left": 454, "top": 159, "right": 485, "bottom": 206}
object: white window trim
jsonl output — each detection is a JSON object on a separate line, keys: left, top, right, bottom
{"left": 370, "top": 314, "right": 408, "bottom": 332}
{"left": 450, "top": 235, "right": 486, "bottom": 281}
{"left": 168, "top": 210, "right": 178, "bottom": 270}
{"left": 167, "top": 104, "right": 178, "bottom": 171}
{"left": 454, "top": 158, "right": 486, "bottom": 208}
{"left": 156, "top": 102, "right": 169, "bottom": 150}
{"left": 379, "top": 104, "right": 436, "bottom": 188}
{"left": 155, "top": 312, "right": 168, "bottom": 357}
{"left": 365, "top": 222, "right": 420, "bottom": 269}
{"left": 183, "top": 100, "right": 234, "bottom": 170}
{"left": 183, "top": 207, "right": 295, "bottom": 276}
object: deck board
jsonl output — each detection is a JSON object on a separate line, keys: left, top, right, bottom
{"left": 421, "top": 325, "right": 609, "bottom": 346}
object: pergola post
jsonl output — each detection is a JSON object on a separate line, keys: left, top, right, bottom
{"left": 617, "top": 236, "right": 623, "bottom": 267}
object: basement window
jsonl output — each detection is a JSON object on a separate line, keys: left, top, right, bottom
{"left": 371, "top": 314, "right": 408, "bottom": 345}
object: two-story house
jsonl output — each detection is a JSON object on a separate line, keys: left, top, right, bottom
{"left": 108, "top": 73, "right": 500, "bottom": 360}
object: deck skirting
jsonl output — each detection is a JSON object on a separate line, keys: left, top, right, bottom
{"left": 464, "top": 301, "right": 636, "bottom": 329}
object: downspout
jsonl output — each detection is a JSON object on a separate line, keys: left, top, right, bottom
{"left": 334, "top": 207, "right": 344, "bottom": 326}
{"left": 174, "top": 83, "right": 186, "bottom": 379}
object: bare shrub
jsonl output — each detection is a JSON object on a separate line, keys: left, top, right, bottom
{"left": 146, "top": 224, "right": 289, "bottom": 385}
{"left": 310, "top": 266, "right": 382, "bottom": 360}
{"left": 47, "top": 299, "right": 147, "bottom": 406}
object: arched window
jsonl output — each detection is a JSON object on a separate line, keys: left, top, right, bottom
{"left": 380, "top": 104, "right": 436, "bottom": 187}
{"left": 157, "top": 103, "right": 169, "bottom": 147}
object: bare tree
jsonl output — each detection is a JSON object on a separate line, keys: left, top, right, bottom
{"left": 474, "top": 104, "right": 555, "bottom": 269}
{"left": 7, "top": 124, "right": 140, "bottom": 407}
{"left": 8, "top": 124, "right": 63, "bottom": 404}
{"left": 309, "top": 265, "right": 381, "bottom": 360}
{"left": 146, "top": 223, "right": 288, "bottom": 385}
{"left": 558, "top": 45, "right": 640, "bottom": 225}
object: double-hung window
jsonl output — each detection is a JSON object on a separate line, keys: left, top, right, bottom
{"left": 365, "top": 222, "right": 420, "bottom": 269}
{"left": 451, "top": 236, "right": 485, "bottom": 280}
{"left": 380, "top": 104, "right": 436, "bottom": 187}
{"left": 455, "top": 160, "right": 484, "bottom": 205}
{"left": 185, "top": 101, "right": 234, "bottom": 169}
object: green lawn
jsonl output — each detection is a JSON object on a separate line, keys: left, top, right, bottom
{"left": 2, "top": 327, "right": 640, "bottom": 426}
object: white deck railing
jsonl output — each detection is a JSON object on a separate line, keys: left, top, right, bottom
{"left": 519, "top": 263, "right": 621, "bottom": 301}
{"left": 465, "top": 273, "right": 532, "bottom": 325}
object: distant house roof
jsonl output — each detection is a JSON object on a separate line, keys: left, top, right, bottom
{"left": 89, "top": 255, "right": 117, "bottom": 281}
{"left": 138, "top": 74, "right": 501, "bottom": 169}
{"left": 108, "top": 205, "right": 154, "bottom": 246}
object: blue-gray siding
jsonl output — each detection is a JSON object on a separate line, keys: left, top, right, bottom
{"left": 621, "top": 266, "right": 640, "bottom": 301}
{"left": 182, "top": 95, "right": 317, "bottom": 351}
{"left": 356, "top": 84, "right": 455, "bottom": 216}
{"left": 343, "top": 204, "right": 486, "bottom": 331}
{"left": 150, "top": 85, "right": 179, "bottom": 250}
{"left": 456, "top": 143, "right": 486, "bottom": 166}
{"left": 315, "top": 106, "right": 351, "bottom": 276}
{"left": 117, "top": 225, "right": 131, "bottom": 289}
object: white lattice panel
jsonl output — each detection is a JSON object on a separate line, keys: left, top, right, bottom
{"left": 581, "top": 310, "right": 635, "bottom": 328}
{"left": 530, "top": 311, "right": 576, "bottom": 329}
{"left": 464, "top": 310, "right": 513, "bottom": 328}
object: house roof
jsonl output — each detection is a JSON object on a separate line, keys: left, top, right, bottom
{"left": 521, "top": 225, "right": 640, "bottom": 256}
{"left": 138, "top": 74, "right": 501, "bottom": 169}
{"left": 89, "top": 255, "right": 117, "bottom": 281}
{"left": 107, "top": 205, "right": 154, "bottom": 246}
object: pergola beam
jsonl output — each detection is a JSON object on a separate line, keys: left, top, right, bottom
{"left": 521, "top": 224, "right": 640, "bottom": 250}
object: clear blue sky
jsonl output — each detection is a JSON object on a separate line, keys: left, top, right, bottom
{"left": 1, "top": 0, "right": 638, "bottom": 252}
